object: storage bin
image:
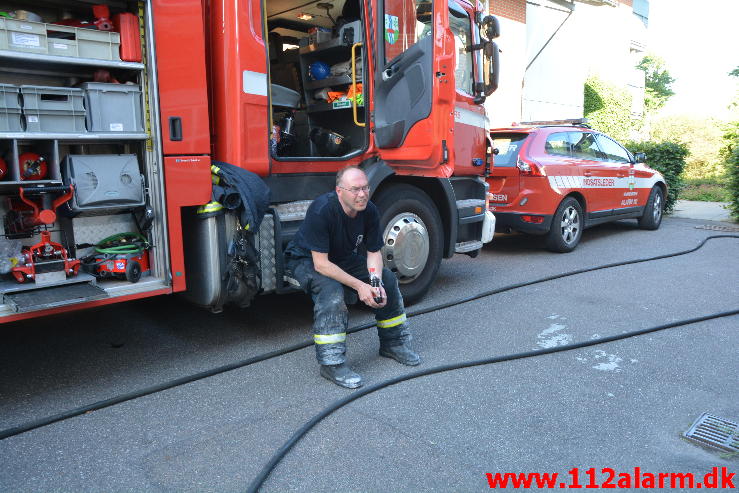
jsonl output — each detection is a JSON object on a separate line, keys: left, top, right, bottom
{"left": 47, "top": 36, "right": 77, "bottom": 56}
{"left": 61, "top": 154, "right": 145, "bottom": 214}
{"left": 0, "top": 83, "right": 22, "bottom": 132}
{"left": 23, "top": 109, "right": 86, "bottom": 133}
{"left": 1, "top": 18, "right": 47, "bottom": 54}
{"left": 20, "top": 86, "right": 86, "bottom": 133}
{"left": 82, "top": 83, "right": 144, "bottom": 133}
{"left": 0, "top": 108, "right": 22, "bottom": 132}
{"left": 113, "top": 13, "right": 142, "bottom": 62}
{"left": 76, "top": 28, "right": 120, "bottom": 60}
{"left": 0, "top": 19, "right": 121, "bottom": 60}
{"left": 0, "top": 83, "right": 21, "bottom": 110}
{"left": 20, "top": 86, "right": 85, "bottom": 112}
{"left": 46, "top": 25, "right": 79, "bottom": 57}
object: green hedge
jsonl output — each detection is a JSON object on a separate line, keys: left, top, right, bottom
{"left": 720, "top": 123, "right": 739, "bottom": 220}
{"left": 726, "top": 145, "right": 739, "bottom": 220}
{"left": 584, "top": 76, "right": 635, "bottom": 142}
{"left": 626, "top": 141, "right": 689, "bottom": 214}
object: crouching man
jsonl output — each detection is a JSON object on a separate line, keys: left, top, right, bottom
{"left": 284, "top": 165, "right": 420, "bottom": 388}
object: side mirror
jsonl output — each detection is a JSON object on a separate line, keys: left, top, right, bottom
{"left": 483, "top": 41, "right": 500, "bottom": 96}
{"left": 481, "top": 15, "right": 500, "bottom": 40}
{"left": 633, "top": 152, "right": 646, "bottom": 163}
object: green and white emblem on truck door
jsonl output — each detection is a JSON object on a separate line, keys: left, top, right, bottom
{"left": 385, "top": 14, "right": 399, "bottom": 45}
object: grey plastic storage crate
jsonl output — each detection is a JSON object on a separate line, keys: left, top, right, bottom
{"left": 23, "top": 110, "right": 86, "bottom": 132}
{"left": 61, "top": 154, "right": 145, "bottom": 214}
{"left": 75, "top": 28, "right": 120, "bottom": 60}
{"left": 82, "top": 83, "right": 144, "bottom": 133}
{"left": 21, "top": 86, "right": 86, "bottom": 133}
{"left": 0, "top": 18, "right": 121, "bottom": 60}
{"left": 20, "top": 86, "right": 85, "bottom": 112}
{"left": 0, "top": 83, "right": 22, "bottom": 132}
{"left": 0, "top": 18, "right": 47, "bottom": 54}
{"left": 0, "top": 83, "right": 21, "bottom": 110}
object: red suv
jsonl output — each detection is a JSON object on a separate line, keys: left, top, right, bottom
{"left": 487, "top": 123, "right": 667, "bottom": 252}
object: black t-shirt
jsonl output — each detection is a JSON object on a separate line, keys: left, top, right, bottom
{"left": 288, "top": 192, "right": 383, "bottom": 262}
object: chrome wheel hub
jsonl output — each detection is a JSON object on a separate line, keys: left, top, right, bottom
{"left": 560, "top": 206, "right": 580, "bottom": 245}
{"left": 653, "top": 194, "right": 662, "bottom": 222}
{"left": 382, "top": 213, "right": 429, "bottom": 283}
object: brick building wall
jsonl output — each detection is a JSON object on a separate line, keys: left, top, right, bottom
{"left": 491, "top": 1, "right": 632, "bottom": 24}
{"left": 490, "top": 0, "right": 526, "bottom": 23}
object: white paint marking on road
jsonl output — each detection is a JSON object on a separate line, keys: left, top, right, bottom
{"left": 592, "top": 350, "right": 623, "bottom": 372}
{"left": 536, "top": 323, "right": 573, "bottom": 349}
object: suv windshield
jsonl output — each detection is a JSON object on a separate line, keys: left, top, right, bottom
{"left": 491, "top": 133, "right": 528, "bottom": 167}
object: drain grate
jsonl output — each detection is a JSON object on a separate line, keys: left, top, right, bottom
{"left": 684, "top": 413, "right": 739, "bottom": 453}
{"left": 695, "top": 224, "right": 739, "bottom": 232}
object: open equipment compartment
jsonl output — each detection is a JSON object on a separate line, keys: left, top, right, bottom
{"left": 0, "top": 0, "right": 168, "bottom": 316}
{"left": 266, "top": 0, "right": 368, "bottom": 160}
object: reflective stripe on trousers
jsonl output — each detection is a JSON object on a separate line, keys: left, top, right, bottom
{"left": 314, "top": 332, "right": 347, "bottom": 344}
{"left": 377, "top": 313, "right": 407, "bottom": 329}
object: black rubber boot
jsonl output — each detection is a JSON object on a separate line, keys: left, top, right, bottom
{"left": 320, "top": 363, "right": 363, "bottom": 389}
{"left": 379, "top": 344, "right": 420, "bottom": 366}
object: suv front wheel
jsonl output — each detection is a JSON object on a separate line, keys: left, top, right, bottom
{"left": 546, "top": 197, "right": 583, "bottom": 253}
{"left": 638, "top": 186, "right": 664, "bottom": 230}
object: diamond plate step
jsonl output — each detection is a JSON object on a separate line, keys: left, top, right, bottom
{"left": 4, "top": 281, "right": 108, "bottom": 313}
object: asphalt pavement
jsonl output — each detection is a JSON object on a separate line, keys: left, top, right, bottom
{"left": 671, "top": 200, "right": 735, "bottom": 223}
{"left": 0, "top": 210, "right": 737, "bottom": 492}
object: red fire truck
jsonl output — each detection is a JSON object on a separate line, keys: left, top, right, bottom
{"left": 0, "top": 0, "right": 499, "bottom": 322}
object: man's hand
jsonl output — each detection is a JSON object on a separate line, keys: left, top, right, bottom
{"left": 358, "top": 282, "right": 387, "bottom": 309}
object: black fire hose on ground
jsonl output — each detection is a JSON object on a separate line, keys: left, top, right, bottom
{"left": 245, "top": 234, "right": 739, "bottom": 492}
{"left": 1, "top": 234, "right": 737, "bottom": 456}
{"left": 246, "top": 308, "right": 739, "bottom": 492}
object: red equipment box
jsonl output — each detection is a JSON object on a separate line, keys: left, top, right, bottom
{"left": 113, "top": 13, "right": 142, "bottom": 62}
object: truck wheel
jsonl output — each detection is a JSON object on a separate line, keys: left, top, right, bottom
{"left": 638, "top": 186, "right": 663, "bottom": 230}
{"left": 125, "top": 260, "right": 142, "bottom": 283}
{"left": 373, "top": 184, "right": 443, "bottom": 305}
{"left": 545, "top": 197, "right": 583, "bottom": 253}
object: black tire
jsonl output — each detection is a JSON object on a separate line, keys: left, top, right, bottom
{"left": 638, "top": 186, "right": 664, "bottom": 230}
{"left": 125, "top": 260, "right": 142, "bottom": 283}
{"left": 373, "top": 184, "right": 443, "bottom": 305}
{"left": 545, "top": 197, "right": 583, "bottom": 253}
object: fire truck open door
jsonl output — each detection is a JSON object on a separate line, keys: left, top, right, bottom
{"left": 373, "top": 0, "right": 455, "bottom": 175}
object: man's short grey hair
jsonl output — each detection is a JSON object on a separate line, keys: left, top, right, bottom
{"left": 336, "top": 165, "right": 364, "bottom": 186}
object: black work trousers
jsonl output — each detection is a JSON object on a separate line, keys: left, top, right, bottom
{"left": 286, "top": 253, "right": 411, "bottom": 366}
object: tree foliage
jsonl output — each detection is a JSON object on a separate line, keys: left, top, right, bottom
{"left": 722, "top": 67, "right": 739, "bottom": 219}
{"left": 651, "top": 115, "right": 726, "bottom": 179}
{"left": 724, "top": 140, "right": 739, "bottom": 219}
{"left": 637, "top": 55, "right": 676, "bottom": 112}
{"left": 583, "top": 75, "right": 634, "bottom": 141}
{"left": 729, "top": 66, "right": 739, "bottom": 110}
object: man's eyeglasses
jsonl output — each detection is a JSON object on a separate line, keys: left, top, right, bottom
{"left": 338, "top": 185, "right": 370, "bottom": 195}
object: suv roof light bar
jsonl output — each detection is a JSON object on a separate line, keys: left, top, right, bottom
{"left": 518, "top": 118, "right": 591, "bottom": 128}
